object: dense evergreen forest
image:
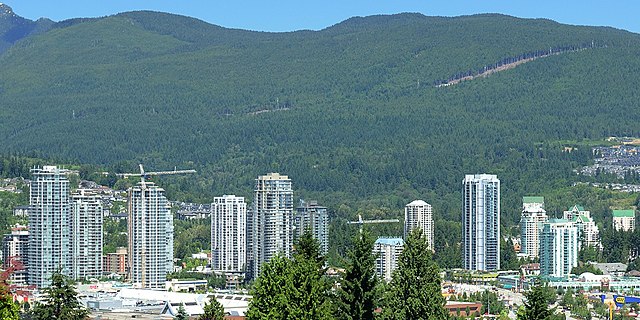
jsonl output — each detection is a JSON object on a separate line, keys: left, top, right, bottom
{"left": 1, "top": 10, "right": 640, "bottom": 266}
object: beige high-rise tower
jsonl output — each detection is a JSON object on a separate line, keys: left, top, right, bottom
{"left": 404, "top": 200, "right": 434, "bottom": 251}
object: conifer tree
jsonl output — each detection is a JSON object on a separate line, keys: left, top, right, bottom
{"left": 198, "top": 297, "right": 225, "bottom": 320}
{"left": 381, "top": 228, "right": 448, "bottom": 320}
{"left": 517, "top": 284, "right": 556, "bottom": 320}
{"left": 30, "top": 270, "right": 89, "bottom": 320}
{"left": 175, "top": 305, "right": 189, "bottom": 320}
{"left": 335, "top": 230, "right": 379, "bottom": 320}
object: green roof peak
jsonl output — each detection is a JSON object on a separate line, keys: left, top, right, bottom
{"left": 612, "top": 209, "right": 635, "bottom": 218}
{"left": 523, "top": 196, "right": 544, "bottom": 204}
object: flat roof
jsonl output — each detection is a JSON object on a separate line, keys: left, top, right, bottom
{"left": 613, "top": 210, "right": 635, "bottom": 218}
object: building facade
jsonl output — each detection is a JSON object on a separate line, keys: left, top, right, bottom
{"left": 71, "top": 189, "right": 103, "bottom": 280}
{"left": 373, "top": 237, "right": 404, "bottom": 282}
{"left": 28, "top": 166, "right": 72, "bottom": 288}
{"left": 404, "top": 200, "right": 434, "bottom": 251}
{"left": 462, "top": 174, "right": 500, "bottom": 271}
{"left": 2, "top": 225, "right": 29, "bottom": 285}
{"left": 251, "top": 173, "right": 294, "bottom": 280}
{"left": 127, "top": 181, "right": 173, "bottom": 289}
{"left": 613, "top": 210, "right": 636, "bottom": 232}
{"left": 564, "top": 205, "right": 599, "bottom": 248}
{"left": 211, "top": 195, "right": 247, "bottom": 274}
{"left": 104, "top": 247, "right": 127, "bottom": 277}
{"left": 519, "top": 196, "right": 547, "bottom": 258}
{"left": 539, "top": 219, "right": 578, "bottom": 278}
{"left": 294, "top": 200, "right": 329, "bottom": 256}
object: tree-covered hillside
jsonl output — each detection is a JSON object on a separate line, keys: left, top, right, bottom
{"left": 1, "top": 11, "right": 640, "bottom": 265}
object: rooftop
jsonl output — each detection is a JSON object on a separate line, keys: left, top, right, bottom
{"left": 613, "top": 209, "right": 635, "bottom": 218}
{"left": 522, "top": 196, "right": 544, "bottom": 204}
{"left": 375, "top": 237, "right": 404, "bottom": 246}
{"left": 406, "top": 200, "right": 430, "bottom": 207}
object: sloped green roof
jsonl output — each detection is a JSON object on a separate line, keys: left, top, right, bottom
{"left": 567, "top": 204, "right": 585, "bottom": 212}
{"left": 572, "top": 215, "right": 592, "bottom": 223}
{"left": 523, "top": 196, "right": 544, "bottom": 204}
{"left": 612, "top": 209, "right": 635, "bottom": 218}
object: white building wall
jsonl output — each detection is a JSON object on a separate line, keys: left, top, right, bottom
{"left": 374, "top": 238, "right": 404, "bottom": 282}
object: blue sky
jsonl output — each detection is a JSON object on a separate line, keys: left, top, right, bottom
{"left": 7, "top": 1, "right": 640, "bottom": 34}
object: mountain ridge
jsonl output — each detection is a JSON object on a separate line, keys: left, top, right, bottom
{"left": 0, "top": 10, "right": 639, "bottom": 235}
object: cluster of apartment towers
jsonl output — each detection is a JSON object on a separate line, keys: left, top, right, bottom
{"left": 12, "top": 167, "right": 619, "bottom": 289}
{"left": 519, "top": 196, "right": 635, "bottom": 278}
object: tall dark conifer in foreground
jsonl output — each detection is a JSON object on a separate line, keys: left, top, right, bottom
{"left": 335, "top": 230, "right": 379, "bottom": 320}
{"left": 517, "top": 284, "right": 557, "bottom": 320}
{"left": 30, "top": 271, "right": 89, "bottom": 320}
{"left": 381, "top": 228, "right": 448, "bottom": 320}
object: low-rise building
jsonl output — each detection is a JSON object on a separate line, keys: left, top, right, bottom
{"left": 104, "top": 247, "right": 127, "bottom": 276}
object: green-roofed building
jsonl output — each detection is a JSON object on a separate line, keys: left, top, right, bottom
{"left": 613, "top": 210, "right": 636, "bottom": 232}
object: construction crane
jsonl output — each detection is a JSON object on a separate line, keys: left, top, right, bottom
{"left": 348, "top": 214, "right": 400, "bottom": 233}
{"left": 116, "top": 164, "right": 196, "bottom": 288}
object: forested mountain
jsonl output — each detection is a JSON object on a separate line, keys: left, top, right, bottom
{"left": 1, "top": 9, "right": 640, "bottom": 265}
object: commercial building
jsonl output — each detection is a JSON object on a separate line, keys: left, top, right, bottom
{"left": 613, "top": 209, "right": 636, "bottom": 232}
{"left": 2, "top": 225, "right": 29, "bottom": 285}
{"left": 128, "top": 181, "right": 173, "bottom": 289}
{"left": 462, "top": 174, "right": 500, "bottom": 271}
{"left": 373, "top": 237, "right": 404, "bottom": 282}
{"left": 28, "top": 166, "right": 72, "bottom": 288}
{"left": 211, "top": 195, "right": 247, "bottom": 275}
{"left": 71, "top": 189, "right": 104, "bottom": 280}
{"left": 539, "top": 219, "right": 578, "bottom": 278}
{"left": 294, "top": 200, "right": 329, "bottom": 255}
{"left": 519, "top": 196, "right": 547, "bottom": 258}
{"left": 251, "top": 173, "right": 294, "bottom": 280}
{"left": 404, "top": 200, "right": 434, "bottom": 251}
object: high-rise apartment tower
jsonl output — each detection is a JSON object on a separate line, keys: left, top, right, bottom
{"left": 404, "top": 200, "right": 434, "bottom": 251}
{"left": 28, "top": 166, "right": 72, "bottom": 288}
{"left": 127, "top": 181, "right": 173, "bottom": 289}
{"left": 251, "top": 173, "right": 293, "bottom": 279}
{"left": 462, "top": 174, "right": 500, "bottom": 271}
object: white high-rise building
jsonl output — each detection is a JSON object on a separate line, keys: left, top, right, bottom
{"left": 404, "top": 200, "right": 434, "bottom": 251}
{"left": 294, "top": 200, "right": 329, "bottom": 256}
{"left": 127, "top": 181, "right": 173, "bottom": 289}
{"left": 539, "top": 219, "right": 578, "bottom": 278}
{"left": 462, "top": 174, "right": 500, "bottom": 271}
{"left": 251, "top": 173, "right": 293, "bottom": 280}
{"left": 519, "top": 196, "right": 547, "bottom": 258}
{"left": 564, "top": 205, "right": 599, "bottom": 249}
{"left": 373, "top": 237, "right": 404, "bottom": 282}
{"left": 28, "top": 166, "right": 72, "bottom": 288}
{"left": 211, "top": 195, "right": 247, "bottom": 274}
{"left": 71, "top": 189, "right": 103, "bottom": 280}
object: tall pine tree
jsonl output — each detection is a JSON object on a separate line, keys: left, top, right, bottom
{"left": 381, "top": 228, "right": 448, "bottom": 320}
{"left": 517, "top": 284, "right": 557, "bottom": 320}
{"left": 335, "top": 230, "right": 379, "bottom": 320}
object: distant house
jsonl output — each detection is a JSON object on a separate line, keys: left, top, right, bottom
{"left": 13, "top": 205, "right": 29, "bottom": 217}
